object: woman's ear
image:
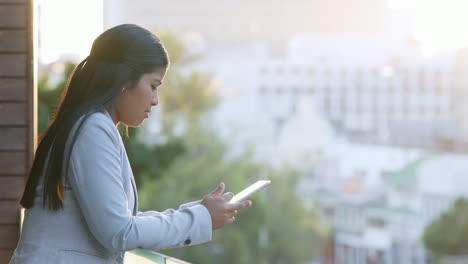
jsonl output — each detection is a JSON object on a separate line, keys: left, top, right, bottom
{"left": 120, "top": 82, "right": 132, "bottom": 94}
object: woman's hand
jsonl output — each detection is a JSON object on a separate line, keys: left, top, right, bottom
{"left": 200, "top": 182, "right": 252, "bottom": 230}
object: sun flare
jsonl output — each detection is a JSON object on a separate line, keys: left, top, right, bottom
{"left": 389, "top": 0, "right": 468, "bottom": 55}
{"left": 38, "top": 0, "right": 103, "bottom": 63}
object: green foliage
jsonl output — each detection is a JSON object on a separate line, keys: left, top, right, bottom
{"left": 156, "top": 32, "right": 219, "bottom": 134}
{"left": 160, "top": 71, "right": 218, "bottom": 122}
{"left": 37, "top": 62, "right": 75, "bottom": 135}
{"left": 124, "top": 128, "right": 186, "bottom": 186}
{"left": 423, "top": 198, "right": 468, "bottom": 256}
{"left": 138, "top": 127, "right": 317, "bottom": 263}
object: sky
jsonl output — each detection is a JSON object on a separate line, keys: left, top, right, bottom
{"left": 37, "top": 0, "right": 468, "bottom": 63}
{"left": 388, "top": 0, "right": 468, "bottom": 56}
{"left": 38, "top": 0, "right": 103, "bottom": 64}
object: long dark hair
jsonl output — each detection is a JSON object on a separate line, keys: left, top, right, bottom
{"left": 20, "top": 24, "right": 169, "bottom": 210}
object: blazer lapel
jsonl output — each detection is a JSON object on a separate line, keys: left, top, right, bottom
{"left": 130, "top": 174, "right": 138, "bottom": 215}
{"left": 102, "top": 109, "right": 139, "bottom": 216}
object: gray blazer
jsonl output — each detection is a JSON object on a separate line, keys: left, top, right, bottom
{"left": 10, "top": 110, "right": 212, "bottom": 264}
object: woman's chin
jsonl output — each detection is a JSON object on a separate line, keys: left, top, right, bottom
{"left": 121, "top": 119, "right": 145, "bottom": 127}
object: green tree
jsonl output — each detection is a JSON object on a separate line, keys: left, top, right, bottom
{"left": 138, "top": 127, "right": 318, "bottom": 264}
{"left": 37, "top": 62, "right": 76, "bottom": 135}
{"left": 423, "top": 198, "right": 468, "bottom": 257}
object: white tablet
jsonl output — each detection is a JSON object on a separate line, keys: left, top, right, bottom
{"left": 229, "top": 180, "right": 271, "bottom": 203}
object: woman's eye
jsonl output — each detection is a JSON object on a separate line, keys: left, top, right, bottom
{"left": 151, "top": 85, "right": 157, "bottom": 91}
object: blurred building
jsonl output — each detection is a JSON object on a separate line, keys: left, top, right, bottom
{"left": 254, "top": 33, "right": 463, "bottom": 151}
{"left": 311, "top": 151, "right": 468, "bottom": 264}
{"left": 192, "top": 32, "right": 466, "bottom": 165}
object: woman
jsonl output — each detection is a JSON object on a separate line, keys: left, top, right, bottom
{"left": 10, "top": 24, "right": 252, "bottom": 264}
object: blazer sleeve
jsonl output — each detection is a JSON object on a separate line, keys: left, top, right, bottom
{"left": 137, "top": 200, "right": 203, "bottom": 217}
{"left": 66, "top": 115, "right": 212, "bottom": 252}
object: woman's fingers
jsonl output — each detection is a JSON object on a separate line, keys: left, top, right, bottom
{"left": 220, "top": 192, "right": 234, "bottom": 201}
{"left": 201, "top": 184, "right": 254, "bottom": 229}
{"left": 225, "top": 216, "right": 235, "bottom": 225}
{"left": 228, "top": 200, "right": 252, "bottom": 211}
{"left": 210, "top": 182, "right": 225, "bottom": 198}
{"left": 225, "top": 210, "right": 237, "bottom": 218}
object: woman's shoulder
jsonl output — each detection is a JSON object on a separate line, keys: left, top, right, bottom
{"left": 74, "top": 110, "right": 120, "bottom": 144}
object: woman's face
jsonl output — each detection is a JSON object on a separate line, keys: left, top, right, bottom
{"left": 110, "top": 67, "right": 167, "bottom": 127}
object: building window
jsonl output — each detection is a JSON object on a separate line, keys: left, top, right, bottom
{"left": 355, "top": 101, "right": 361, "bottom": 115}
{"left": 388, "top": 104, "right": 393, "bottom": 118}
{"left": 434, "top": 84, "right": 442, "bottom": 96}
{"left": 372, "top": 68, "right": 379, "bottom": 77}
{"left": 340, "top": 68, "right": 348, "bottom": 79}
{"left": 355, "top": 68, "right": 363, "bottom": 82}
{"left": 308, "top": 67, "right": 316, "bottom": 75}
{"left": 368, "top": 218, "right": 386, "bottom": 228}
{"left": 291, "top": 67, "right": 300, "bottom": 75}
{"left": 435, "top": 105, "right": 442, "bottom": 116}
{"left": 402, "top": 101, "right": 409, "bottom": 116}
{"left": 340, "top": 86, "right": 347, "bottom": 114}
{"left": 324, "top": 86, "right": 331, "bottom": 115}
{"left": 419, "top": 69, "right": 425, "bottom": 92}
{"left": 434, "top": 69, "right": 442, "bottom": 82}
{"left": 403, "top": 72, "right": 410, "bottom": 94}
{"left": 355, "top": 83, "right": 363, "bottom": 95}
{"left": 276, "top": 86, "right": 284, "bottom": 95}
{"left": 388, "top": 85, "right": 394, "bottom": 95}
{"left": 292, "top": 86, "right": 299, "bottom": 95}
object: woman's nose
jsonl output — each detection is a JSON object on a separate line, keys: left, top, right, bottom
{"left": 151, "top": 94, "right": 158, "bottom": 106}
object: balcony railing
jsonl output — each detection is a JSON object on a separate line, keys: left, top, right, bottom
{"left": 126, "top": 249, "right": 191, "bottom": 264}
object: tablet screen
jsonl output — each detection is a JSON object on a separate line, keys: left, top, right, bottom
{"left": 229, "top": 180, "right": 271, "bottom": 203}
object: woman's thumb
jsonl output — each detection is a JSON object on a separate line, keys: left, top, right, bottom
{"left": 211, "top": 182, "right": 225, "bottom": 198}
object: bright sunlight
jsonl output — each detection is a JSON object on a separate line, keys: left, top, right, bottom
{"left": 38, "top": 0, "right": 103, "bottom": 63}
{"left": 389, "top": 0, "right": 468, "bottom": 56}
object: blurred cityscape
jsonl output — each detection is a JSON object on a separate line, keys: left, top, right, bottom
{"left": 36, "top": 0, "right": 468, "bottom": 263}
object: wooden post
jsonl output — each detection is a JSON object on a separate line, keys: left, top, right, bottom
{"left": 0, "top": 0, "right": 35, "bottom": 262}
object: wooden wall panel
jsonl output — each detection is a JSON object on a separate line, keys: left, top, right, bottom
{"left": 0, "top": 30, "right": 26, "bottom": 52}
{"left": 0, "top": 0, "right": 34, "bottom": 261}
{"left": 0, "top": 201, "right": 21, "bottom": 224}
{"left": 0, "top": 79, "right": 27, "bottom": 101}
{"left": 0, "top": 225, "right": 19, "bottom": 248}
{"left": 0, "top": 152, "right": 26, "bottom": 175}
{"left": 0, "top": 5, "right": 26, "bottom": 28}
{"left": 0, "top": 54, "right": 27, "bottom": 77}
{"left": 0, "top": 103, "right": 27, "bottom": 125}
{"left": 0, "top": 127, "right": 27, "bottom": 150}
{"left": 0, "top": 0, "right": 26, "bottom": 3}
{"left": 0, "top": 177, "right": 24, "bottom": 199}
{"left": 0, "top": 250, "right": 15, "bottom": 264}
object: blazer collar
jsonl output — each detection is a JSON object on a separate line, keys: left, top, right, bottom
{"left": 103, "top": 108, "right": 113, "bottom": 123}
